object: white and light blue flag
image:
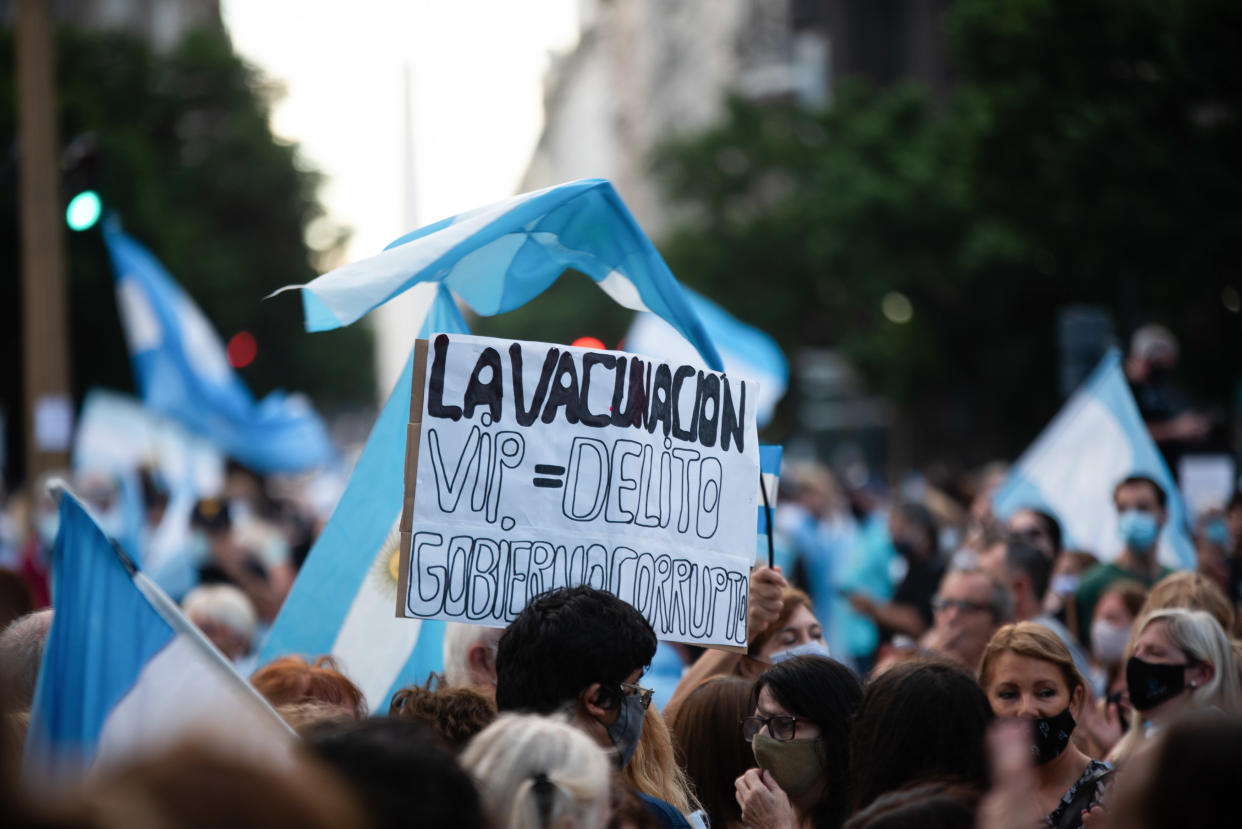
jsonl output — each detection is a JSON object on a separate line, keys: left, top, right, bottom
{"left": 993, "top": 348, "right": 1194, "bottom": 569}
{"left": 626, "top": 288, "right": 788, "bottom": 427}
{"left": 257, "top": 286, "right": 468, "bottom": 710}
{"left": 103, "top": 218, "right": 334, "bottom": 474}
{"left": 24, "top": 486, "right": 291, "bottom": 783}
{"left": 288, "top": 178, "right": 724, "bottom": 373}
{"left": 262, "top": 182, "right": 734, "bottom": 710}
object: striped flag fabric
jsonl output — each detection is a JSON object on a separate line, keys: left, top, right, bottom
{"left": 256, "top": 287, "right": 469, "bottom": 710}
{"left": 261, "top": 181, "right": 760, "bottom": 710}
{"left": 625, "top": 287, "right": 788, "bottom": 427}
{"left": 992, "top": 348, "right": 1194, "bottom": 569}
{"left": 288, "top": 178, "right": 724, "bottom": 373}
{"left": 103, "top": 218, "right": 334, "bottom": 474}
{"left": 24, "top": 485, "right": 292, "bottom": 784}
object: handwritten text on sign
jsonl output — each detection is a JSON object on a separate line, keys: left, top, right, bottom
{"left": 397, "top": 334, "right": 760, "bottom": 647}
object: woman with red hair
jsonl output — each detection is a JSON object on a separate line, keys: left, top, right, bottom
{"left": 250, "top": 655, "right": 367, "bottom": 725}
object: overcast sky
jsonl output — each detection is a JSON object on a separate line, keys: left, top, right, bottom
{"left": 221, "top": 1, "right": 579, "bottom": 397}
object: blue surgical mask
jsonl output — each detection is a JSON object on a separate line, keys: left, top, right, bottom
{"left": 1118, "top": 510, "right": 1159, "bottom": 554}
{"left": 770, "top": 640, "right": 831, "bottom": 664}
{"left": 606, "top": 693, "right": 646, "bottom": 769}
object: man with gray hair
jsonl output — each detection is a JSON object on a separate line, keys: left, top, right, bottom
{"left": 0, "top": 608, "right": 53, "bottom": 711}
{"left": 441, "top": 622, "right": 504, "bottom": 694}
{"left": 919, "top": 566, "right": 1013, "bottom": 672}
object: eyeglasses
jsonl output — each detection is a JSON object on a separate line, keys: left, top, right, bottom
{"left": 618, "top": 681, "right": 654, "bottom": 710}
{"left": 931, "top": 597, "right": 992, "bottom": 614}
{"left": 741, "top": 714, "right": 801, "bottom": 742}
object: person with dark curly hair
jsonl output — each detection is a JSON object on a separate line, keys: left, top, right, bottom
{"left": 388, "top": 682, "right": 497, "bottom": 752}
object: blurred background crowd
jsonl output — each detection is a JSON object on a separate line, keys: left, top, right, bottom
{"left": 2, "top": 0, "right": 1242, "bottom": 827}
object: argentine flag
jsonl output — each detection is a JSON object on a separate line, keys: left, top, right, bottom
{"left": 25, "top": 486, "right": 291, "bottom": 783}
{"left": 258, "top": 287, "right": 469, "bottom": 710}
{"left": 102, "top": 218, "right": 334, "bottom": 474}
{"left": 626, "top": 288, "right": 788, "bottom": 427}
{"left": 288, "top": 178, "right": 724, "bottom": 373}
{"left": 262, "top": 182, "right": 737, "bottom": 710}
{"left": 993, "top": 348, "right": 1194, "bottom": 570}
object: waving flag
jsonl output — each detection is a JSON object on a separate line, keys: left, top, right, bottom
{"left": 258, "top": 286, "right": 467, "bottom": 710}
{"left": 262, "top": 182, "right": 735, "bottom": 709}
{"left": 993, "top": 349, "right": 1194, "bottom": 569}
{"left": 626, "top": 288, "right": 788, "bottom": 426}
{"left": 24, "top": 486, "right": 291, "bottom": 783}
{"left": 288, "top": 178, "right": 724, "bottom": 372}
{"left": 102, "top": 218, "right": 334, "bottom": 474}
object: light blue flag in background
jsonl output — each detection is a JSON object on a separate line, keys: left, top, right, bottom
{"left": 258, "top": 286, "right": 468, "bottom": 710}
{"left": 25, "top": 487, "right": 289, "bottom": 783}
{"left": 993, "top": 348, "right": 1194, "bottom": 570}
{"left": 625, "top": 287, "right": 788, "bottom": 427}
{"left": 103, "top": 218, "right": 334, "bottom": 474}
{"left": 291, "top": 178, "right": 724, "bottom": 373}
{"left": 262, "top": 182, "right": 738, "bottom": 709}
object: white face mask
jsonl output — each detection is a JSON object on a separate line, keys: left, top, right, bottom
{"left": 770, "top": 640, "right": 830, "bottom": 664}
{"left": 1091, "top": 619, "right": 1131, "bottom": 665}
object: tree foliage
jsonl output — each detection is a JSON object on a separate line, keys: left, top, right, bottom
{"left": 1, "top": 26, "right": 372, "bottom": 480}
{"left": 653, "top": 0, "right": 1242, "bottom": 464}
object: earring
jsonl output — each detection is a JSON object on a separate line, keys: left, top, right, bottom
{"left": 1189, "top": 681, "right": 1198, "bottom": 689}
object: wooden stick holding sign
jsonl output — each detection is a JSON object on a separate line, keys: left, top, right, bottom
{"left": 396, "top": 333, "right": 761, "bottom": 650}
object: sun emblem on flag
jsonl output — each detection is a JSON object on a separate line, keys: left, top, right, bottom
{"left": 369, "top": 515, "right": 403, "bottom": 600}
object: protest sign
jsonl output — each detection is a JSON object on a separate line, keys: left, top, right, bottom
{"left": 396, "top": 333, "right": 760, "bottom": 648}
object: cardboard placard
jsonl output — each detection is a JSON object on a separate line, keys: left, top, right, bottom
{"left": 397, "top": 333, "right": 760, "bottom": 648}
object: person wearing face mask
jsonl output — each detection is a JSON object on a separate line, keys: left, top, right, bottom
{"left": 495, "top": 586, "right": 690, "bottom": 829}
{"left": 1078, "top": 582, "right": 1146, "bottom": 755}
{"left": 1074, "top": 476, "right": 1176, "bottom": 647}
{"left": 664, "top": 571, "right": 829, "bottom": 723}
{"left": 734, "top": 656, "right": 862, "bottom": 829}
{"left": 1110, "top": 607, "right": 1241, "bottom": 767}
{"left": 978, "top": 622, "right": 1112, "bottom": 829}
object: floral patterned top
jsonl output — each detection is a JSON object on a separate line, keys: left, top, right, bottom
{"left": 1046, "top": 759, "right": 1112, "bottom": 829}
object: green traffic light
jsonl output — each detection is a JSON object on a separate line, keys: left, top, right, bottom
{"left": 66, "top": 190, "right": 102, "bottom": 231}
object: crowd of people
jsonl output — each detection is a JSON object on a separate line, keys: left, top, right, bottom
{"left": 0, "top": 326, "right": 1240, "bottom": 827}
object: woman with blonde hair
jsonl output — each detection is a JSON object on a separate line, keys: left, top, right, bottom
{"left": 1137, "top": 570, "right": 1235, "bottom": 635}
{"left": 1111, "top": 607, "right": 1241, "bottom": 766}
{"left": 461, "top": 713, "right": 612, "bottom": 829}
{"left": 978, "top": 622, "right": 1110, "bottom": 828}
{"left": 622, "top": 704, "right": 701, "bottom": 819}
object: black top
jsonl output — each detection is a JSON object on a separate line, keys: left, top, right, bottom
{"left": 1046, "top": 759, "right": 1112, "bottom": 829}
{"left": 893, "top": 556, "right": 946, "bottom": 629}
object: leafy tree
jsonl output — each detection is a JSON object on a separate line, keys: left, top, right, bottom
{"left": 653, "top": 0, "right": 1242, "bottom": 465}
{"left": 1, "top": 26, "right": 372, "bottom": 482}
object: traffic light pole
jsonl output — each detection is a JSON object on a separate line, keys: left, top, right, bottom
{"left": 16, "top": 0, "right": 73, "bottom": 484}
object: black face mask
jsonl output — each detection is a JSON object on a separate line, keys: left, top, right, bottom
{"left": 1126, "top": 656, "right": 1188, "bottom": 712}
{"left": 893, "top": 539, "right": 917, "bottom": 560}
{"left": 1031, "top": 707, "right": 1076, "bottom": 765}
